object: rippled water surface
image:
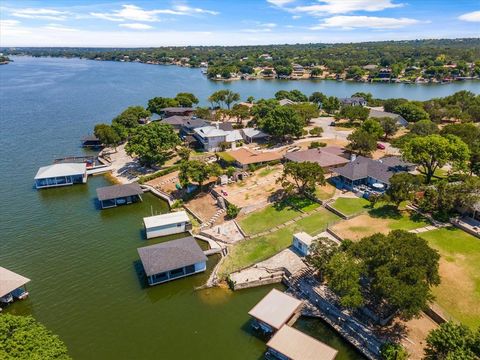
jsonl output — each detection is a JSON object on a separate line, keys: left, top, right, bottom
{"left": 2, "top": 56, "right": 477, "bottom": 359}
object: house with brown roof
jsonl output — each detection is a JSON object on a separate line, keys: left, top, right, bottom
{"left": 228, "top": 148, "right": 283, "bottom": 169}
{"left": 284, "top": 146, "right": 350, "bottom": 172}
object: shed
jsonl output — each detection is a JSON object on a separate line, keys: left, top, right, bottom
{"left": 266, "top": 325, "right": 338, "bottom": 360}
{"left": 248, "top": 289, "right": 303, "bottom": 333}
{"left": 292, "top": 232, "right": 314, "bottom": 256}
{"left": 34, "top": 163, "right": 87, "bottom": 189}
{"left": 96, "top": 183, "right": 143, "bottom": 209}
{"left": 138, "top": 237, "right": 207, "bottom": 285}
{"left": 0, "top": 267, "right": 30, "bottom": 303}
{"left": 143, "top": 211, "right": 192, "bottom": 239}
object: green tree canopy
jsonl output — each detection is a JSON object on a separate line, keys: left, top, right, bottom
{"left": 174, "top": 92, "right": 199, "bottom": 107}
{"left": 322, "top": 96, "right": 340, "bottom": 114}
{"left": 347, "top": 129, "right": 378, "bottom": 156}
{"left": 147, "top": 97, "right": 178, "bottom": 114}
{"left": 409, "top": 119, "right": 439, "bottom": 136}
{"left": 94, "top": 123, "right": 120, "bottom": 150}
{"left": 0, "top": 314, "right": 71, "bottom": 359}
{"left": 338, "top": 105, "right": 370, "bottom": 123}
{"left": 385, "top": 173, "right": 422, "bottom": 207}
{"left": 424, "top": 322, "right": 480, "bottom": 360}
{"left": 361, "top": 119, "right": 384, "bottom": 139}
{"left": 278, "top": 161, "right": 326, "bottom": 195}
{"left": 274, "top": 89, "right": 308, "bottom": 102}
{"left": 125, "top": 123, "right": 180, "bottom": 167}
{"left": 288, "top": 102, "right": 320, "bottom": 123}
{"left": 179, "top": 160, "right": 222, "bottom": 189}
{"left": 394, "top": 102, "right": 430, "bottom": 122}
{"left": 401, "top": 134, "right": 470, "bottom": 183}
{"left": 377, "top": 117, "right": 399, "bottom": 140}
{"left": 259, "top": 106, "right": 304, "bottom": 140}
{"left": 112, "top": 106, "right": 151, "bottom": 130}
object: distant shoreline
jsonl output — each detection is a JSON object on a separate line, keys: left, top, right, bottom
{"left": 7, "top": 55, "right": 480, "bottom": 85}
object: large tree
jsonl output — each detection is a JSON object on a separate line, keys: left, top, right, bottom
{"left": 94, "top": 123, "right": 120, "bottom": 150}
{"left": 0, "top": 314, "right": 70, "bottom": 359}
{"left": 278, "top": 161, "right": 325, "bottom": 195}
{"left": 179, "top": 160, "right": 222, "bottom": 189}
{"left": 350, "top": 230, "right": 440, "bottom": 319}
{"left": 208, "top": 90, "right": 240, "bottom": 109}
{"left": 347, "top": 129, "right": 378, "bottom": 156}
{"left": 288, "top": 102, "right": 320, "bottom": 123}
{"left": 361, "top": 119, "right": 384, "bottom": 139}
{"left": 111, "top": 106, "right": 151, "bottom": 138}
{"left": 306, "top": 238, "right": 338, "bottom": 281}
{"left": 441, "top": 123, "right": 480, "bottom": 175}
{"left": 125, "top": 123, "right": 180, "bottom": 167}
{"left": 147, "top": 97, "right": 178, "bottom": 114}
{"left": 259, "top": 106, "right": 304, "bottom": 140}
{"left": 402, "top": 134, "right": 470, "bottom": 183}
{"left": 386, "top": 173, "right": 422, "bottom": 208}
{"left": 409, "top": 119, "right": 439, "bottom": 136}
{"left": 394, "top": 102, "right": 430, "bottom": 122}
{"left": 338, "top": 105, "right": 370, "bottom": 123}
{"left": 377, "top": 117, "right": 399, "bottom": 140}
{"left": 424, "top": 322, "right": 480, "bottom": 360}
{"left": 174, "top": 92, "right": 199, "bottom": 107}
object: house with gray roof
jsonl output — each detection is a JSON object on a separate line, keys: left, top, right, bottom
{"left": 137, "top": 236, "right": 207, "bottom": 286}
{"left": 331, "top": 156, "right": 415, "bottom": 191}
{"left": 96, "top": 183, "right": 143, "bottom": 209}
{"left": 340, "top": 97, "right": 367, "bottom": 107}
{"left": 369, "top": 109, "right": 408, "bottom": 127}
{"left": 284, "top": 146, "right": 350, "bottom": 171}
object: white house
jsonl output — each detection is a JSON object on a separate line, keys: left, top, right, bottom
{"left": 292, "top": 232, "right": 314, "bottom": 256}
{"left": 34, "top": 163, "right": 87, "bottom": 189}
{"left": 143, "top": 211, "right": 192, "bottom": 239}
{"left": 193, "top": 126, "right": 229, "bottom": 152}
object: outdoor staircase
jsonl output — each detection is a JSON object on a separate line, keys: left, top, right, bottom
{"left": 200, "top": 208, "right": 226, "bottom": 229}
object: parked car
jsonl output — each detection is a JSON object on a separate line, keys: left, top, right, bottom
{"left": 377, "top": 143, "right": 386, "bottom": 150}
{"left": 330, "top": 121, "right": 336, "bottom": 126}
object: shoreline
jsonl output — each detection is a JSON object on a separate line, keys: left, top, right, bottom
{"left": 7, "top": 55, "right": 480, "bottom": 85}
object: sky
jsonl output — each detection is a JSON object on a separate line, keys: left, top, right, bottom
{"left": 0, "top": 0, "right": 479, "bottom": 47}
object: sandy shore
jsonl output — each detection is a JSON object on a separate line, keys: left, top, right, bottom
{"left": 100, "top": 144, "right": 152, "bottom": 184}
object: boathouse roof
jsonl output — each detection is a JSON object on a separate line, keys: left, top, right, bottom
{"left": 267, "top": 325, "right": 338, "bottom": 360}
{"left": 96, "top": 183, "right": 143, "bottom": 201}
{"left": 294, "top": 232, "right": 314, "bottom": 246}
{"left": 34, "top": 163, "right": 87, "bottom": 180}
{"left": 137, "top": 237, "right": 207, "bottom": 276}
{"left": 143, "top": 211, "right": 190, "bottom": 229}
{"left": 248, "top": 289, "right": 303, "bottom": 330}
{"left": 0, "top": 267, "right": 30, "bottom": 298}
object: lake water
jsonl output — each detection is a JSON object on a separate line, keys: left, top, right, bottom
{"left": 1, "top": 56, "right": 478, "bottom": 359}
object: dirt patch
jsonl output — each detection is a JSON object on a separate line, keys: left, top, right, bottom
{"left": 330, "top": 214, "right": 390, "bottom": 241}
{"left": 399, "top": 314, "right": 438, "bottom": 360}
{"left": 146, "top": 171, "right": 180, "bottom": 193}
{"left": 216, "top": 165, "right": 283, "bottom": 209}
{"left": 184, "top": 192, "right": 221, "bottom": 223}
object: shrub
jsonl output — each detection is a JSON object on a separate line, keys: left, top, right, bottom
{"left": 309, "top": 141, "right": 327, "bottom": 149}
{"left": 226, "top": 203, "right": 240, "bottom": 219}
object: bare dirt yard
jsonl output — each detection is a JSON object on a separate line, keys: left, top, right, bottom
{"left": 184, "top": 192, "right": 223, "bottom": 224}
{"left": 146, "top": 171, "right": 180, "bottom": 193}
{"left": 399, "top": 315, "right": 438, "bottom": 360}
{"left": 216, "top": 164, "right": 284, "bottom": 212}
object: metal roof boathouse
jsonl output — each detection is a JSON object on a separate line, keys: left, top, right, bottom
{"left": 0, "top": 267, "right": 30, "bottom": 307}
{"left": 266, "top": 325, "right": 338, "bottom": 360}
{"left": 96, "top": 183, "right": 143, "bottom": 209}
{"left": 34, "top": 163, "right": 88, "bottom": 189}
{"left": 143, "top": 211, "right": 192, "bottom": 239}
{"left": 137, "top": 236, "right": 208, "bottom": 286}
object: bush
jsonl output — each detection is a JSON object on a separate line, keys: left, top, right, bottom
{"left": 226, "top": 203, "right": 240, "bottom": 219}
{"left": 309, "top": 126, "right": 324, "bottom": 137}
{"left": 137, "top": 165, "right": 180, "bottom": 184}
{"left": 309, "top": 141, "right": 327, "bottom": 149}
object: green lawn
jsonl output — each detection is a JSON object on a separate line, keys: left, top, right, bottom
{"left": 331, "top": 197, "right": 370, "bottom": 216}
{"left": 238, "top": 197, "right": 320, "bottom": 235}
{"left": 369, "top": 204, "right": 430, "bottom": 231}
{"left": 220, "top": 208, "right": 340, "bottom": 276}
{"left": 420, "top": 227, "right": 480, "bottom": 328}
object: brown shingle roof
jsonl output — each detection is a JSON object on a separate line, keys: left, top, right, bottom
{"left": 229, "top": 148, "right": 283, "bottom": 166}
{"left": 285, "top": 147, "right": 349, "bottom": 168}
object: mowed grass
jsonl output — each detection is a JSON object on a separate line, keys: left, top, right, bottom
{"left": 330, "top": 204, "right": 430, "bottom": 241}
{"left": 238, "top": 197, "right": 320, "bottom": 235}
{"left": 220, "top": 208, "right": 340, "bottom": 276}
{"left": 331, "top": 196, "right": 370, "bottom": 216}
{"left": 420, "top": 227, "right": 480, "bottom": 328}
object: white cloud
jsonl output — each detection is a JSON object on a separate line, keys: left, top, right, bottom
{"left": 0, "top": 19, "right": 20, "bottom": 27}
{"left": 311, "top": 15, "right": 420, "bottom": 29}
{"left": 271, "top": 0, "right": 404, "bottom": 15}
{"left": 10, "top": 8, "right": 70, "bottom": 21}
{"left": 90, "top": 4, "right": 218, "bottom": 23}
{"left": 458, "top": 10, "right": 480, "bottom": 22}
{"left": 241, "top": 28, "right": 273, "bottom": 33}
{"left": 267, "top": 0, "right": 296, "bottom": 6}
{"left": 43, "top": 24, "right": 78, "bottom": 32}
{"left": 119, "top": 23, "right": 154, "bottom": 30}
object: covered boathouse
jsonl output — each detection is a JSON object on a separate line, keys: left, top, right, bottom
{"left": 34, "top": 163, "right": 87, "bottom": 189}
{"left": 0, "top": 267, "right": 30, "bottom": 306}
{"left": 266, "top": 325, "right": 338, "bottom": 360}
{"left": 248, "top": 289, "right": 303, "bottom": 334}
{"left": 96, "top": 183, "right": 143, "bottom": 209}
{"left": 137, "top": 236, "right": 208, "bottom": 286}
{"left": 143, "top": 211, "right": 192, "bottom": 239}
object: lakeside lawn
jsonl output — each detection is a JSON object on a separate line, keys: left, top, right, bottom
{"left": 315, "top": 183, "right": 337, "bottom": 201}
{"left": 330, "top": 204, "right": 430, "bottom": 241}
{"left": 330, "top": 196, "right": 370, "bottom": 216}
{"left": 220, "top": 208, "right": 340, "bottom": 276}
{"left": 419, "top": 227, "right": 480, "bottom": 328}
{"left": 238, "top": 197, "right": 320, "bottom": 235}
